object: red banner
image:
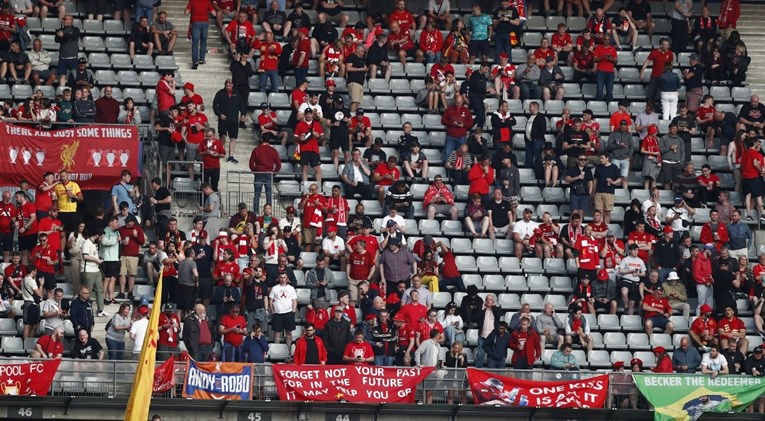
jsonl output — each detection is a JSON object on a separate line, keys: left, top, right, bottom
{"left": 0, "top": 359, "right": 60, "bottom": 396}
{"left": 0, "top": 122, "right": 139, "bottom": 190}
{"left": 466, "top": 368, "right": 609, "bottom": 408}
{"left": 152, "top": 355, "right": 177, "bottom": 394}
{"left": 272, "top": 364, "right": 434, "bottom": 403}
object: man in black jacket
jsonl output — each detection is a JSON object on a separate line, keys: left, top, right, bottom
{"left": 230, "top": 51, "right": 254, "bottom": 100}
{"left": 183, "top": 303, "right": 215, "bottom": 362}
{"left": 465, "top": 62, "right": 494, "bottom": 130}
{"left": 212, "top": 79, "right": 247, "bottom": 164}
{"left": 474, "top": 293, "right": 502, "bottom": 369}
{"left": 525, "top": 101, "right": 546, "bottom": 172}
{"left": 490, "top": 100, "right": 516, "bottom": 151}
{"left": 323, "top": 308, "right": 352, "bottom": 364}
{"left": 55, "top": 15, "right": 80, "bottom": 87}
{"left": 68, "top": 286, "right": 94, "bottom": 334}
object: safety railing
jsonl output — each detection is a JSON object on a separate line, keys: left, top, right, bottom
{"left": 224, "top": 171, "right": 280, "bottom": 218}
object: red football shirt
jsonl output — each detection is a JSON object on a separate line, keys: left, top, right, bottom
{"left": 198, "top": 138, "right": 225, "bottom": 170}
{"left": 0, "top": 202, "right": 17, "bottom": 233}
{"left": 32, "top": 244, "right": 58, "bottom": 273}
{"left": 647, "top": 49, "right": 674, "bottom": 79}
{"left": 219, "top": 314, "right": 247, "bottom": 347}
{"left": 348, "top": 251, "right": 375, "bottom": 280}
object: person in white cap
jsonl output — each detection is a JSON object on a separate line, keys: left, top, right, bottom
{"left": 662, "top": 271, "right": 690, "bottom": 319}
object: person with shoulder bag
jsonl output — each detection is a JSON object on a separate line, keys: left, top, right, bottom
{"left": 21, "top": 264, "right": 43, "bottom": 339}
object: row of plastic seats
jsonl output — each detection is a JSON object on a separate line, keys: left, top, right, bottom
{"left": 28, "top": 17, "right": 129, "bottom": 36}
{"left": 87, "top": 53, "right": 178, "bottom": 71}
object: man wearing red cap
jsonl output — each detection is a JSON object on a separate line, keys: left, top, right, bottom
{"left": 593, "top": 269, "right": 618, "bottom": 314}
{"left": 690, "top": 304, "right": 718, "bottom": 351}
{"left": 652, "top": 346, "right": 673, "bottom": 373}
{"left": 642, "top": 286, "right": 674, "bottom": 338}
{"left": 180, "top": 82, "right": 205, "bottom": 111}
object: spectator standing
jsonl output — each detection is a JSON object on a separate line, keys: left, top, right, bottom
{"left": 269, "top": 272, "right": 297, "bottom": 347}
{"left": 185, "top": 0, "right": 215, "bottom": 69}
{"left": 80, "top": 224, "right": 105, "bottom": 318}
{"left": 129, "top": 306, "right": 149, "bottom": 359}
{"left": 718, "top": 0, "right": 741, "bottom": 41}
{"left": 324, "top": 307, "right": 352, "bottom": 364}
{"left": 659, "top": 63, "right": 681, "bottom": 120}
{"left": 441, "top": 95, "right": 474, "bottom": 162}
{"left": 593, "top": 33, "right": 617, "bottom": 101}
{"left": 640, "top": 38, "right": 673, "bottom": 101}
{"left": 212, "top": 79, "right": 247, "bottom": 164}
{"left": 183, "top": 303, "right": 215, "bottom": 362}
{"left": 474, "top": 293, "right": 501, "bottom": 368}
{"left": 672, "top": 337, "right": 701, "bottom": 373}
{"left": 466, "top": 63, "right": 492, "bottom": 129}
{"left": 293, "top": 323, "right": 327, "bottom": 364}
{"left": 509, "top": 316, "right": 540, "bottom": 369}
{"left": 670, "top": 0, "right": 692, "bottom": 54}
{"left": 54, "top": 15, "right": 79, "bottom": 87}
{"left": 658, "top": 123, "right": 685, "bottom": 189}
{"left": 105, "top": 303, "right": 132, "bottom": 360}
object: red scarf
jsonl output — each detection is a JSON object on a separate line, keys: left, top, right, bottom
{"left": 568, "top": 224, "right": 582, "bottom": 244}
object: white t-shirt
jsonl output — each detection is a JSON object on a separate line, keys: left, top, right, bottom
{"left": 513, "top": 219, "right": 538, "bottom": 240}
{"left": 618, "top": 256, "right": 646, "bottom": 282}
{"left": 130, "top": 318, "right": 150, "bottom": 353}
{"left": 81, "top": 239, "right": 101, "bottom": 273}
{"left": 701, "top": 353, "right": 728, "bottom": 371}
{"left": 21, "top": 276, "right": 37, "bottom": 302}
{"left": 269, "top": 284, "right": 297, "bottom": 314}
{"left": 641, "top": 199, "right": 663, "bottom": 219}
{"left": 665, "top": 206, "right": 690, "bottom": 231}
{"left": 380, "top": 215, "right": 406, "bottom": 230}
{"left": 298, "top": 102, "right": 323, "bottom": 120}
{"left": 321, "top": 236, "right": 345, "bottom": 257}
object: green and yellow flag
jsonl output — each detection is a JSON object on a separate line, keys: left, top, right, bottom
{"left": 124, "top": 273, "right": 164, "bottom": 421}
{"left": 633, "top": 373, "right": 765, "bottom": 421}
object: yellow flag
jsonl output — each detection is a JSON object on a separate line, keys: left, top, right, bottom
{"left": 124, "top": 272, "right": 164, "bottom": 421}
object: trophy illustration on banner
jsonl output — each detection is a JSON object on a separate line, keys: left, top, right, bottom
{"left": 9, "top": 146, "right": 18, "bottom": 164}
{"left": 91, "top": 149, "right": 102, "bottom": 167}
{"left": 35, "top": 149, "right": 45, "bottom": 166}
{"left": 21, "top": 148, "right": 31, "bottom": 165}
{"left": 106, "top": 150, "right": 116, "bottom": 167}
{"left": 119, "top": 150, "right": 129, "bottom": 167}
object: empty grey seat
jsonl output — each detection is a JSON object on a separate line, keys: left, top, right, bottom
{"left": 105, "top": 37, "right": 128, "bottom": 52}
{"left": 139, "top": 71, "right": 160, "bottom": 87}
{"left": 116, "top": 70, "right": 140, "bottom": 86}
{"left": 389, "top": 79, "right": 411, "bottom": 93}
{"left": 104, "top": 20, "right": 127, "bottom": 35}
{"left": 88, "top": 52, "right": 110, "bottom": 69}
{"left": 11, "top": 84, "right": 33, "bottom": 99}
{"left": 155, "top": 55, "right": 179, "bottom": 71}
{"left": 83, "top": 36, "right": 105, "bottom": 51}
{"left": 133, "top": 55, "right": 154, "bottom": 70}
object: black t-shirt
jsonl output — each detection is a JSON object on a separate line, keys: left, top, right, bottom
{"left": 191, "top": 244, "right": 214, "bottom": 278}
{"left": 685, "top": 63, "right": 703, "bottom": 89}
{"left": 612, "top": 15, "right": 631, "bottom": 35}
{"left": 9, "top": 51, "right": 28, "bottom": 68}
{"left": 73, "top": 338, "right": 102, "bottom": 359}
{"left": 738, "top": 102, "right": 765, "bottom": 127}
{"left": 304, "top": 337, "right": 321, "bottom": 364}
{"left": 563, "top": 129, "right": 589, "bottom": 158}
{"left": 564, "top": 165, "right": 593, "bottom": 196}
{"left": 671, "top": 115, "right": 696, "bottom": 141}
{"left": 485, "top": 198, "right": 511, "bottom": 228}
{"left": 367, "top": 42, "right": 388, "bottom": 67}
{"left": 287, "top": 12, "right": 312, "bottom": 31}
{"left": 594, "top": 163, "right": 621, "bottom": 194}
{"left": 154, "top": 187, "right": 171, "bottom": 213}
{"left": 319, "top": 91, "right": 343, "bottom": 117}
{"left": 493, "top": 6, "right": 520, "bottom": 35}
{"left": 363, "top": 147, "right": 387, "bottom": 167}
{"left": 329, "top": 107, "right": 350, "bottom": 142}
{"left": 244, "top": 278, "right": 268, "bottom": 311}
{"left": 156, "top": 113, "right": 174, "bottom": 147}
{"left": 263, "top": 10, "right": 287, "bottom": 26}
{"left": 346, "top": 54, "right": 366, "bottom": 84}
{"left": 626, "top": 1, "right": 651, "bottom": 21}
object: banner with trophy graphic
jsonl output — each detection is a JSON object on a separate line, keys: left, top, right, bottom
{"left": 0, "top": 359, "right": 60, "bottom": 396}
{"left": 0, "top": 122, "right": 139, "bottom": 190}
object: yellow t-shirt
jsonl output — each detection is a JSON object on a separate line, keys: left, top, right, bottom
{"left": 54, "top": 181, "right": 81, "bottom": 212}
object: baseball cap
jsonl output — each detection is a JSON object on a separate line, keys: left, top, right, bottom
{"left": 286, "top": 206, "right": 296, "bottom": 214}
{"left": 183, "top": 83, "right": 195, "bottom": 91}
{"left": 674, "top": 195, "right": 683, "bottom": 203}
{"left": 199, "top": 230, "right": 208, "bottom": 239}
{"left": 327, "top": 226, "right": 337, "bottom": 233}
{"left": 523, "top": 207, "right": 533, "bottom": 214}
{"left": 700, "top": 304, "right": 713, "bottom": 314}
{"left": 663, "top": 226, "right": 673, "bottom": 234}
{"left": 597, "top": 269, "right": 609, "bottom": 281}
{"left": 653, "top": 346, "right": 666, "bottom": 354}
{"left": 393, "top": 313, "right": 406, "bottom": 322}
{"left": 545, "top": 55, "right": 555, "bottom": 63}
{"left": 499, "top": 52, "right": 509, "bottom": 59}
{"left": 260, "top": 102, "right": 270, "bottom": 109}
{"left": 139, "top": 296, "right": 149, "bottom": 306}
{"left": 756, "top": 347, "right": 764, "bottom": 354}
{"left": 356, "top": 108, "right": 365, "bottom": 115}
{"left": 218, "top": 230, "right": 228, "bottom": 238}
{"left": 630, "top": 358, "right": 643, "bottom": 367}
{"left": 326, "top": 79, "right": 336, "bottom": 87}
{"left": 163, "top": 302, "right": 176, "bottom": 312}
{"left": 364, "top": 314, "right": 376, "bottom": 321}
{"left": 78, "top": 57, "right": 87, "bottom": 64}
{"left": 386, "top": 219, "right": 397, "bottom": 227}
{"left": 612, "top": 361, "right": 625, "bottom": 369}
{"left": 334, "top": 307, "right": 344, "bottom": 313}
{"left": 138, "top": 306, "right": 149, "bottom": 316}
{"left": 388, "top": 237, "right": 401, "bottom": 246}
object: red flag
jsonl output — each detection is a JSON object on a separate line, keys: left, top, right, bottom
{"left": 152, "top": 355, "right": 176, "bottom": 394}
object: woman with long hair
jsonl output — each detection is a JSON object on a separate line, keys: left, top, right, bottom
{"left": 444, "top": 341, "right": 467, "bottom": 404}
{"left": 442, "top": 18, "right": 469, "bottom": 64}
{"left": 105, "top": 303, "right": 132, "bottom": 360}
{"left": 118, "top": 97, "right": 142, "bottom": 124}
{"left": 66, "top": 222, "right": 87, "bottom": 292}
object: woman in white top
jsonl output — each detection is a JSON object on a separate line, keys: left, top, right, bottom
{"left": 67, "top": 222, "right": 87, "bottom": 292}
{"left": 21, "top": 266, "right": 43, "bottom": 339}
{"left": 439, "top": 302, "right": 464, "bottom": 345}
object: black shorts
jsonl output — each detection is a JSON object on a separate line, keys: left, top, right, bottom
{"left": 198, "top": 277, "right": 214, "bottom": 300}
{"left": 272, "top": 311, "right": 296, "bottom": 332}
{"left": 469, "top": 40, "right": 490, "bottom": 57}
{"left": 18, "top": 235, "right": 37, "bottom": 252}
{"left": 218, "top": 120, "right": 239, "bottom": 139}
{"left": 23, "top": 302, "right": 40, "bottom": 325}
{"left": 178, "top": 284, "right": 197, "bottom": 311}
{"left": 39, "top": 271, "right": 56, "bottom": 291}
{"left": 103, "top": 261, "right": 121, "bottom": 278}
{"left": 744, "top": 177, "right": 764, "bottom": 199}
{"left": 594, "top": 299, "right": 613, "bottom": 311}
{"left": 617, "top": 279, "right": 641, "bottom": 302}
{"left": 0, "top": 231, "right": 13, "bottom": 253}
{"left": 58, "top": 212, "right": 81, "bottom": 235}
{"left": 329, "top": 134, "right": 350, "bottom": 151}
{"left": 300, "top": 151, "right": 321, "bottom": 167}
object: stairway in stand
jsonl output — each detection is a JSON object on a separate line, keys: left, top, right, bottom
{"left": 157, "top": 0, "right": 259, "bottom": 204}
{"left": 736, "top": 3, "right": 765, "bottom": 95}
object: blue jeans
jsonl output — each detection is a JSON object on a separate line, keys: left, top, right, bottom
{"left": 253, "top": 173, "right": 273, "bottom": 212}
{"left": 596, "top": 70, "right": 614, "bottom": 101}
{"left": 525, "top": 139, "right": 544, "bottom": 172}
{"left": 135, "top": 5, "right": 154, "bottom": 23}
{"left": 469, "top": 96, "right": 486, "bottom": 129}
{"left": 519, "top": 81, "right": 541, "bottom": 100}
{"left": 494, "top": 33, "right": 512, "bottom": 62}
{"left": 439, "top": 276, "right": 466, "bottom": 292}
{"left": 106, "top": 338, "right": 125, "bottom": 360}
{"left": 658, "top": 267, "right": 672, "bottom": 283}
{"left": 424, "top": 51, "right": 441, "bottom": 64}
{"left": 570, "top": 194, "right": 589, "bottom": 214}
{"left": 475, "top": 337, "right": 486, "bottom": 368}
{"left": 222, "top": 344, "right": 244, "bottom": 362}
{"left": 191, "top": 22, "right": 209, "bottom": 63}
{"left": 444, "top": 325, "right": 465, "bottom": 346}
{"left": 374, "top": 355, "right": 394, "bottom": 366}
{"left": 487, "top": 357, "right": 506, "bottom": 368}
{"left": 444, "top": 135, "right": 467, "bottom": 163}
{"left": 259, "top": 70, "right": 279, "bottom": 94}
{"left": 295, "top": 67, "right": 308, "bottom": 85}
